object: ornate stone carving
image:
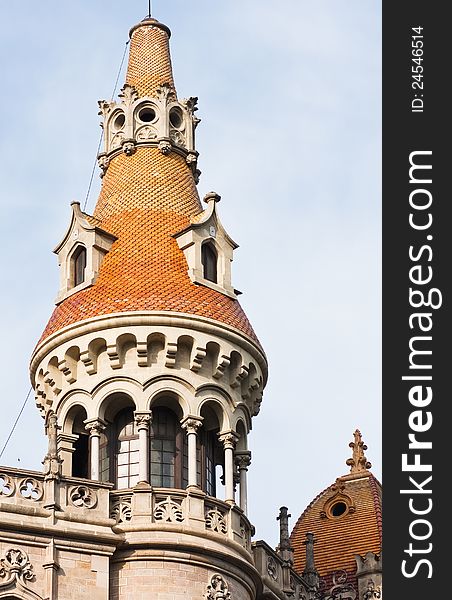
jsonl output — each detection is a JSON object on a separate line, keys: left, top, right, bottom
{"left": 205, "top": 507, "right": 227, "bottom": 534}
{"left": 153, "top": 495, "right": 184, "bottom": 523}
{"left": 159, "top": 140, "right": 172, "bottom": 155}
{"left": 346, "top": 429, "right": 372, "bottom": 474}
{"left": 363, "top": 580, "right": 381, "bottom": 600}
{"left": 18, "top": 478, "right": 43, "bottom": 501}
{"left": 98, "top": 99, "right": 115, "bottom": 118}
{"left": 136, "top": 125, "right": 157, "bottom": 141}
{"left": 323, "top": 570, "right": 356, "bottom": 600}
{"left": 134, "top": 411, "right": 152, "bottom": 429}
{"left": 122, "top": 140, "right": 136, "bottom": 156}
{"left": 69, "top": 485, "right": 98, "bottom": 509}
{"left": 156, "top": 82, "right": 177, "bottom": 103}
{"left": 0, "top": 473, "right": 15, "bottom": 497}
{"left": 0, "top": 548, "right": 35, "bottom": 591}
{"left": 118, "top": 83, "right": 139, "bottom": 106}
{"left": 110, "top": 497, "right": 132, "bottom": 524}
{"left": 218, "top": 432, "right": 238, "bottom": 450}
{"left": 205, "top": 574, "right": 231, "bottom": 600}
{"left": 267, "top": 556, "right": 278, "bottom": 580}
{"left": 181, "top": 417, "right": 203, "bottom": 435}
{"left": 170, "top": 129, "right": 186, "bottom": 147}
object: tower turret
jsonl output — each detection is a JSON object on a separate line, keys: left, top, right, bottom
{"left": 26, "top": 14, "right": 268, "bottom": 600}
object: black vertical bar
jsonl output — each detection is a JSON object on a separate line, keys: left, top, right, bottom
{"left": 383, "top": 2, "right": 450, "bottom": 597}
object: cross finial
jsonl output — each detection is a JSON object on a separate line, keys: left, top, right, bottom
{"left": 346, "top": 429, "right": 372, "bottom": 474}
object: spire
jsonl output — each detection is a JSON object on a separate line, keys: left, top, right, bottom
{"left": 35, "top": 15, "right": 261, "bottom": 351}
{"left": 126, "top": 18, "right": 175, "bottom": 97}
{"left": 302, "top": 532, "right": 320, "bottom": 589}
{"left": 346, "top": 429, "right": 372, "bottom": 475}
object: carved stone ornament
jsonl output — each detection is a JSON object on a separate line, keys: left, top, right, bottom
{"left": 363, "top": 580, "right": 381, "bottom": 600}
{"left": 205, "top": 507, "right": 228, "bottom": 534}
{"left": 153, "top": 495, "right": 184, "bottom": 523}
{"left": 110, "top": 497, "right": 133, "bottom": 524}
{"left": 156, "top": 82, "right": 177, "bottom": 103}
{"left": 346, "top": 429, "right": 372, "bottom": 474}
{"left": 18, "top": 478, "right": 44, "bottom": 501}
{"left": 69, "top": 485, "right": 98, "bottom": 509}
{"left": 122, "top": 140, "right": 136, "bottom": 156}
{"left": 267, "top": 556, "right": 278, "bottom": 581}
{"left": 158, "top": 140, "right": 172, "bottom": 155}
{"left": 0, "top": 548, "right": 36, "bottom": 593}
{"left": 136, "top": 125, "right": 157, "bottom": 141}
{"left": 0, "top": 473, "right": 15, "bottom": 497}
{"left": 204, "top": 574, "right": 231, "bottom": 600}
{"left": 118, "top": 83, "right": 139, "bottom": 107}
{"left": 323, "top": 570, "right": 356, "bottom": 600}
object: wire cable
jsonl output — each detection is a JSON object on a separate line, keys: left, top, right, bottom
{"left": 82, "top": 39, "right": 130, "bottom": 212}
{"left": 0, "top": 387, "right": 32, "bottom": 461}
{"left": 1, "top": 40, "right": 132, "bottom": 458}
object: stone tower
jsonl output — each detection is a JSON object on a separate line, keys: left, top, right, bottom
{"left": 29, "top": 14, "right": 268, "bottom": 600}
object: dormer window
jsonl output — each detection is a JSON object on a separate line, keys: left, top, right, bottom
{"left": 201, "top": 242, "right": 217, "bottom": 283}
{"left": 174, "top": 192, "right": 239, "bottom": 299}
{"left": 73, "top": 246, "right": 87, "bottom": 287}
{"left": 54, "top": 201, "right": 117, "bottom": 304}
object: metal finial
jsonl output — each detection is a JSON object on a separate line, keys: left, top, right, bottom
{"left": 147, "top": 0, "right": 152, "bottom": 17}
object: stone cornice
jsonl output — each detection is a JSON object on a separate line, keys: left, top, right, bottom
{"left": 30, "top": 311, "right": 267, "bottom": 383}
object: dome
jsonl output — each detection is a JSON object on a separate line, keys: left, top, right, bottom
{"left": 290, "top": 431, "right": 382, "bottom": 596}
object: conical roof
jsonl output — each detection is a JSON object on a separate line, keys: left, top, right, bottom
{"left": 38, "top": 18, "right": 259, "bottom": 348}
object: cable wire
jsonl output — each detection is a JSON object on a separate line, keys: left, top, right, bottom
{"left": 1, "top": 40, "right": 132, "bottom": 458}
{"left": 0, "top": 387, "right": 32, "bottom": 461}
{"left": 82, "top": 39, "right": 130, "bottom": 212}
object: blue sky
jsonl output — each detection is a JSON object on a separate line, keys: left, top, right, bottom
{"left": 0, "top": 1, "right": 381, "bottom": 547}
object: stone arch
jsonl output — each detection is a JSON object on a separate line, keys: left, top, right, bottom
{"left": 93, "top": 377, "right": 143, "bottom": 419}
{"left": 144, "top": 376, "right": 194, "bottom": 418}
{"left": 235, "top": 418, "right": 248, "bottom": 452}
{"left": 62, "top": 402, "right": 89, "bottom": 479}
{"left": 146, "top": 332, "right": 166, "bottom": 366}
{"left": 115, "top": 333, "right": 137, "bottom": 368}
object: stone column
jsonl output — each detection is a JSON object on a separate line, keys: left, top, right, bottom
{"left": 219, "top": 432, "right": 239, "bottom": 504}
{"left": 235, "top": 451, "right": 251, "bottom": 514}
{"left": 134, "top": 411, "right": 152, "bottom": 483}
{"left": 181, "top": 416, "right": 203, "bottom": 488}
{"left": 85, "top": 419, "right": 106, "bottom": 480}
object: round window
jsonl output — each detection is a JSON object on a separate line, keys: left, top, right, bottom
{"left": 138, "top": 107, "right": 156, "bottom": 123}
{"left": 169, "top": 107, "right": 183, "bottom": 129}
{"left": 112, "top": 113, "right": 125, "bottom": 130}
{"left": 330, "top": 501, "right": 347, "bottom": 517}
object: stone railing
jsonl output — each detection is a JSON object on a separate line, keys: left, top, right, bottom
{"left": 253, "top": 540, "right": 314, "bottom": 600}
{"left": 1, "top": 467, "right": 254, "bottom": 556}
{"left": 109, "top": 486, "right": 254, "bottom": 554}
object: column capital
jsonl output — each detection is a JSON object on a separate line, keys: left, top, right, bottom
{"left": 218, "top": 430, "right": 239, "bottom": 450}
{"left": 134, "top": 410, "right": 153, "bottom": 429}
{"left": 181, "top": 415, "right": 204, "bottom": 434}
{"left": 235, "top": 450, "right": 252, "bottom": 470}
{"left": 84, "top": 418, "right": 106, "bottom": 436}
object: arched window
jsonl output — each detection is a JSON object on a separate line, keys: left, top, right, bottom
{"left": 72, "top": 245, "right": 87, "bottom": 287}
{"left": 201, "top": 242, "right": 217, "bottom": 283}
{"left": 115, "top": 408, "right": 139, "bottom": 489}
{"left": 150, "top": 408, "right": 186, "bottom": 488}
{"left": 199, "top": 429, "right": 218, "bottom": 496}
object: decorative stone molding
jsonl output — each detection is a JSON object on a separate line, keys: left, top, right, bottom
{"left": 267, "top": 555, "right": 278, "bottom": 581}
{"left": 153, "top": 495, "right": 184, "bottom": 523}
{"left": 205, "top": 574, "right": 231, "bottom": 600}
{"left": 18, "top": 478, "right": 44, "bottom": 501}
{"left": 97, "top": 82, "right": 200, "bottom": 179}
{"left": 134, "top": 411, "right": 152, "bottom": 429}
{"left": 218, "top": 432, "right": 239, "bottom": 451}
{"left": 0, "top": 548, "right": 37, "bottom": 595}
{"left": 181, "top": 415, "right": 203, "bottom": 435}
{"left": 205, "top": 507, "right": 228, "bottom": 534}
{"left": 69, "top": 485, "right": 98, "bottom": 509}
{"left": 110, "top": 497, "right": 133, "bottom": 524}
{"left": 53, "top": 201, "right": 117, "bottom": 304}
{"left": 84, "top": 419, "right": 106, "bottom": 437}
{"left": 322, "top": 570, "right": 356, "bottom": 600}
{"left": 346, "top": 429, "right": 372, "bottom": 475}
{"left": 363, "top": 580, "right": 381, "bottom": 600}
{"left": 0, "top": 473, "right": 15, "bottom": 497}
{"left": 320, "top": 482, "right": 355, "bottom": 520}
{"left": 174, "top": 192, "right": 239, "bottom": 299}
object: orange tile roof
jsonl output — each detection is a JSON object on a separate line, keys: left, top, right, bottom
{"left": 38, "top": 18, "right": 260, "bottom": 349}
{"left": 126, "top": 19, "right": 176, "bottom": 98}
{"left": 39, "top": 147, "right": 259, "bottom": 346}
{"left": 290, "top": 473, "right": 381, "bottom": 581}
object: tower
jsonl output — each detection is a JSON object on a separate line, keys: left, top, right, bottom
{"left": 30, "top": 14, "right": 266, "bottom": 599}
